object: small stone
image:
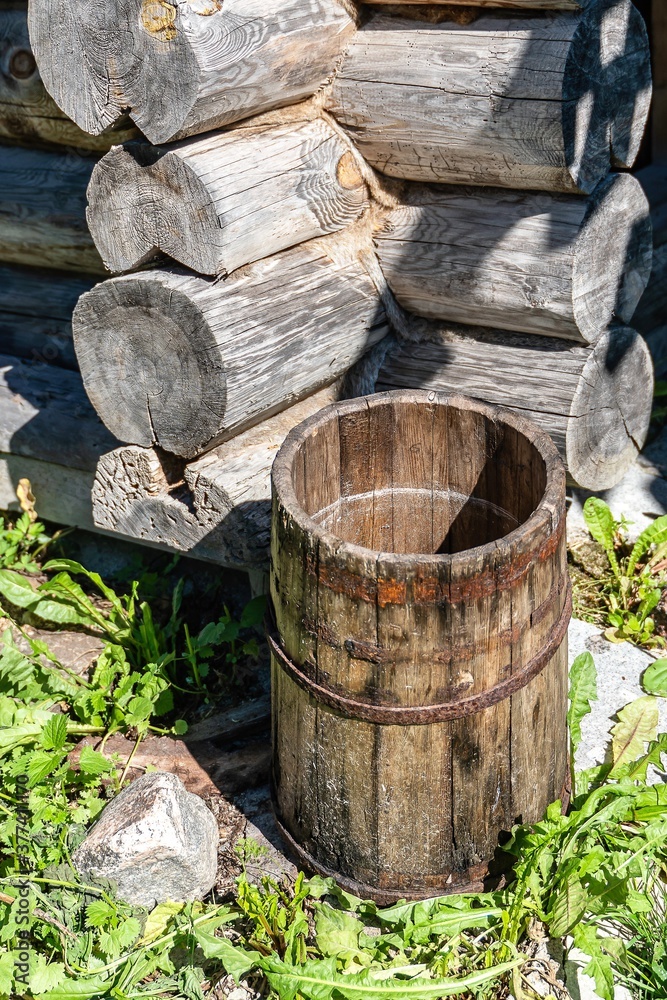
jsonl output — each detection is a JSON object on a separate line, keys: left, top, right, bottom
{"left": 73, "top": 771, "right": 218, "bottom": 908}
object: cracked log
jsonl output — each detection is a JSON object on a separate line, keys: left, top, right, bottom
{"left": 0, "top": 264, "right": 94, "bottom": 369}
{"left": 91, "top": 385, "right": 341, "bottom": 568}
{"left": 375, "top": 326, "right": 652, "bottom": 490}
{"left": 0, "top": 145, "right": 105, "bottom": 274}
{"left": 28, "top": 0, "right": 356, "bottom": 145}
{"left": 86, "top": 117, "right": 368, "bottom": 276}
{"left": 0, "top": 4, "right": 137, "bottom": 150}
{"left": 325, "top": 2, "right": 652, "bottom": 193}
{"left": 374, "top": 173, "right": 652, "bottom": 344}
{"left": 73, "top": 237, "right": 389, "bottom": 459}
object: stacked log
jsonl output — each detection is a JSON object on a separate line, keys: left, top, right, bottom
{"left": 325, "top": 3, "right": 652, "bottom": 193}
{"left": 5, "top": 0, "right": 657, "bottom": 570}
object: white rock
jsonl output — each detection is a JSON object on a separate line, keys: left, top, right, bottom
{"left": 73, "top": 771, "right": 219, "bottom": 908}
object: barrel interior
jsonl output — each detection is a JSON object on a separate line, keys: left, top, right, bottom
{"left": 294, "top": 398, "right": 547, "bottom": 555}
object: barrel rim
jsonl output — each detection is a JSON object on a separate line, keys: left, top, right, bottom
{"left": 271, "top": 388, "right": 566, "bottom": 570}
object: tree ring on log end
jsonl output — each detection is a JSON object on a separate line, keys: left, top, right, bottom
{"left": 28, "top": 0, "right": 200, "bottom": 139}
{"left": 572, "top": 173, "right": 652, "bottom": 342}
{"left": 563, "top": 0, "right": 651, "bottom": 192}
{"left": 72, "top": 275, "right": 227, "bottom": 457}
{"left": 567, "top": 327, "right": 652, "bottom": 491}
{"left": 86, "top": 143, "right": 221, "bottom": 274}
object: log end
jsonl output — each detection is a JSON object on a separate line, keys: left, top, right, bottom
{"left": 567, "top": 326, "right": 653, "bottom": 491}
{"left": 87, "top": 142, "right": 220, "bottom": 274}
{"left": 27, "top": 0, "right": 199, "bottom": 141}
{"left": 573, "top": 172, "right": 653, "bottom": 342}
{"left": 72, "top": 273, "right": 227, "bottom": 458}
{"left": 564, "top": 0, "right": 652, "bottom": 192}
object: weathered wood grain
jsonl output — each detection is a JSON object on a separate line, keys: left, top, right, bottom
{"left": 271, "top": 390, "right": 569, "bottom": 900}
{"left": 91, "top": 385, "right": 341, "bottom": 569}
{"left": 73, "top": 237, "right": 389, "bottom": 458}
{"left": 0, "top": 4, "right": 137, "bottom": 150}
{"left": 0, "top": 453, "right": 95, "bottom": 530}
{"left": 0, "top": 264, "right": 93, "bottom": 369}
{"left": 326, "top": 3, "right": 651, "bottom": 193}
{"left": 0, "top": 353, "right": 118, "bottom": 471}
{"left": 374, "top": 173, "right": 652, "bottom": 343}
{"left": 375, "top": 326, "right": 653, "bottom": 491}
{"left": 87, "top": 118, "right": 368, "bottom": 276}
{"left": 28, "top": 0, "right": 356, "bottom": 145}
{"left": 0, "top": 145, "right": 104, "bottom": 273}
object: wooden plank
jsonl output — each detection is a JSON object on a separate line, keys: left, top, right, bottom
{"left": 325, "top": 6, "right": 651, "bottom": 193}
{"left": 87, "top": 116, "right": 368, "bottom": 276}
{"left": 28, "top": 0, "right": 356, "bottom": 145}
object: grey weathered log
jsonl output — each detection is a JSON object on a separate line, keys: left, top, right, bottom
{"left": 28, "top": 0, "right": 356, "bottom": 145}
{"left": 0, "top": 145, "right": 104, "bottom": 273}
{"left": 633, "top": 166, "right": 667, "bottom": 348}
{"left": 0, "top": 353, "right": 118, "bottom": 471}
{"left": 0, "top": 4, "right": 137, "bottom": 150}
{"left": 0, "top": 454, "right": 95, "bottom": 530}
{"left": 326, "top": 3, "right": 652, "bottom": 193}
{"left": 0, "top": 264, "right": 93, "bottom": 369}
{"left": 73, "top": 237, "right": 389, "bottom": 458}
{"left": 91, "top": 385, "right": 341, "bottom": 569}
{"left": 374, "top": 173, "right": 652, "bottom": 343}
{"left": 375, "top": 325, "right": 652, "bottom": 491}
{"left": 86, "top": 117, "right": 368, "bottom": 276}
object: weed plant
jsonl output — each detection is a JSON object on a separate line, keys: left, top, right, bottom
{"left": 0, "top": 507, "right": 664, "bottom": 997}
{"left": 570, "top": 497, "right": 667, "bottom": 647}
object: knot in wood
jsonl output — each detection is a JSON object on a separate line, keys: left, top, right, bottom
{"left": 9, "top": 49, "right": 36, "bottom": 80}
{"left": 336, "top": 152, "right": 364, "bottom": 191}
{"left": 140, "top": 0, "right": 177, "bottom": 40}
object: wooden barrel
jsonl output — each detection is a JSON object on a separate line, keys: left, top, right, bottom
{"left": 269, "top": 389, "right": 570, "bottom": 903}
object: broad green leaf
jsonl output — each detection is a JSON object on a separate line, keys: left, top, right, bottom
{"left": 35, "top": 975, "right": 110, "bottom": 999}
{"left": 240, "top": 595, "right": 266, "bottom": 628}
{"left": 627, "top": 514, "right": 667, "bottom": 576}
{"left": 0, "top": 569, "right": 40, "bottom": 608}
{"left": 547, "top": 876, "right": 588, "bottom": 937}
{"left": 642, "top": 659, "right": 667, "bottom": 697}
{"left": 610, "top": 697, "right": 659, "bottom": 774}
{"left": 26, "top": 748, "right": 63, "bottom": 785}
{"left": 568, "top": 652, "right": 597, "bottom": 751}
{"left": 78, "top": 746, "right": 114, "bottom": 776}
{"left": 85, "top": 900, "right": 116, "bottom": 929}
{"left": 0, "top": 951, "right": 14, "bottom": 995}
{"left": 29, "top": 597, "right": 96, "bottom": 628}
{"left": 261, "top": 954, "right": 524, "bottom": 1000}
{"left": 29, "top": 956, "right": 66, "bottom": 994}
{"left": 571, "top": 924, "right": 615, "bottom": 1000}
{"left": 315, "top": 906, "right": 370, "bottom": 967}
{"left": 40, "top": 714, "right": 68, "bottom": 752}
{"left": 582, "top": 498, "right": 620, "bottom": 577}
{"left": 194, "top": 930, "right": 257, "bottom": 981}
{"left": 124, "top": 696, "right": 153, "bottom": 725}
{"left": 139, "top": 900, "right": 185, "bottom": 945}
{"left": 42, "top": 560, "right": 124, "bottom": 611}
